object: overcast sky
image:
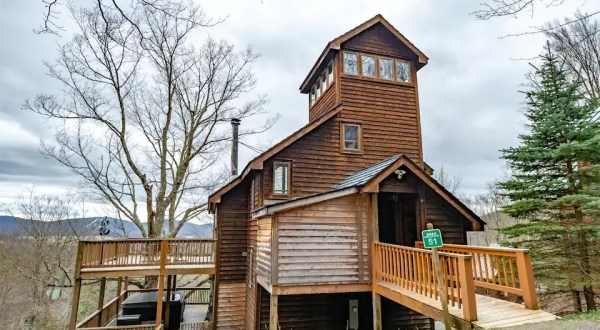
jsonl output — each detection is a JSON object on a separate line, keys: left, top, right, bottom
{"left": 0, "top": 0, "right": 596, "bottom": 215}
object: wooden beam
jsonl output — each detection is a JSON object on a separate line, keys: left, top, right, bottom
{"left": 165, "top": 275, "right": 172, "bottom": 328}
{"left": 372, "top": 292, "right": 382, "bottom": 330}
{"left": 272, "top": 284, "right": 371, "bottom": 295}
{"left": 68, "top": 279, "right": 82, "bottom": 330}
{"left": 155, "top": 240, "right": 168, "bottom": 327}
{"left": 457, "top": 257, "right": 477, "bottom": 321}
{"left": 97, "top": 277, "right": 106, "bottom": 327}
{"left": 516, "top": 251, "right": 539, "bottom": 310}
{"left": 269, "top": 293, "right": 278, "bottom": 330}
{"left": 116, "top": 277, "right": 123, "bottom": 314}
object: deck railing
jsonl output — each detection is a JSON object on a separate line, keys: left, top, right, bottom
{"left": 373, "top": 241, "right": 477, "bottom": 321}
{"left": 80, "top": 239, "right": 215, "bottom": 268}
{"left": 415, "top": 241, "right": 538, "bottom": 309}
{"left": 76, "top": 287, "right": 210, "bottom": 329}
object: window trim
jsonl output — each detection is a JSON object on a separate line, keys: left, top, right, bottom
{"left": 271, "top": 160, "right": 292, "bottom": 198}
{"left": 340, "top": 122, "right": 363, "bottom": 154}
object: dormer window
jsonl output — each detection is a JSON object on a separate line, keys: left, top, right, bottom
{"left": 396, "top": 60, "right": 411, "bottom": 83}
{"left": 361, "top": 55, "right": 376, "bottom": 77}
{"left": 343, "top": 52, "right": 358, "bottom": 75}
{"left": 273, "top": 160, "right": 291, "bottom": 197}
{"left": 341, "top": 123, "right": 362, "bottom": 153}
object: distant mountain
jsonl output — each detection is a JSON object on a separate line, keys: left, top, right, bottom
{"left": 0, "top": 216, "right": 213, "bottom": 238}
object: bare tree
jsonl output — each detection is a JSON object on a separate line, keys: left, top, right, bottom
{"left": 433, "top": 165, "right": 462, "bottom": 195}
{"left": 545, "top": 11, "right": 600, "bottom": 100}
{"left": 25, "top": 0, "right": 274, "bottom": 238}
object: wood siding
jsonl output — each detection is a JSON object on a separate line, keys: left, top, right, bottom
{"left": 245, "top": 214, "right": 259, "bottom": 329}
{"left": 215, "top": 184, "right": 249, "bottom": 329}
{"left": 342, "top": 23, "right": 419, "bottom": 62}
{"left": 216, "top": 282, "right": 246, "bottom": 330}
{"left": 309, "top": 81, "right": 337, "bottom": 122}
{"left": 382, "top": 297, "right": 433, "bottom": 330}
{"left": 256, "top": 217, "right": 272, "bottom": 288}
{"left": 424, "top": 187, "right": 467, "bottom": 244}
{"left": 275, "top": 195, "right": 369, "bottom": 286}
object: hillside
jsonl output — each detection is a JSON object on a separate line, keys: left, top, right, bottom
{"left": 0, "top": 216, "right": 213, "bottom": 238}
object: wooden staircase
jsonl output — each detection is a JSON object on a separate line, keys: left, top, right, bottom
{"left": 372, "top": 242, "right": 557, "bottom": 329}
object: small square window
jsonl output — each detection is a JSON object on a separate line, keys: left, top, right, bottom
{"left": 343, "top": 52, "right": 358, "bottom": 75}
{"left": 379, "top": 57, "right": 393, "bottom": 80}
{"left": 342, "top": 123, "right": 361, "bottom": 151}
{"left": 327, "top": 62, "right": 334, "bottom": 85}
{"left": 273, "top": 161, "right": 291, "bottom": 196}
{"left": 396, "top": 60, "right": 411, "bottom": 83}
{"left": 361, "top": 55, "right": 376, "bottom": 77}
{"left": 321, "top": 71, "right": 328, "bottom": 92}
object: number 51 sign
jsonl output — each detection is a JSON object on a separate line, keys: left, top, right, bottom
{"left": 422, "top": 228, "right": 443, "bottom": 249}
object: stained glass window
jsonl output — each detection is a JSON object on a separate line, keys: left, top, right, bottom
{"left": 379, "top": 57, "right": 393, "bottom": 80}
{"left": 343, "top": 52, "right": 358, "bottom": 75}
{"left": 343, "top": 124, "right": 360, "bottom": 150}
{"left": 273, "top": 161, "right": 290, "bottom": 195}
{"left": 396, "top": 60, "right": 411, "bottom": 83}
{"left": 361, "top": 55, "right": 376, "bottom": 77}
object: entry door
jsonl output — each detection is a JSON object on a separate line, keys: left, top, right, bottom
{"left": 377, "top": 194, "right": 418, "bottom": 246}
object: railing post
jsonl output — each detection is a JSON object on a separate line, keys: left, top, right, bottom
{"left": 156, "top": 239, "right": 168, "bottom": 326}
{"left": 516, "top": 251, "right": 539, "bottom": 310}
{"left": 457, "top": 256, "right": 477, "bottom": 321}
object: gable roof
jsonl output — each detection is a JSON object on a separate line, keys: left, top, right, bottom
{"left": 299, "top": 14, "right": 429, "bottom": 93}
{"left": 208, "top": 102, "right": 343, "bottom": 211}
{"left": 338, "top": 154, "right": 484, "bottom": 229}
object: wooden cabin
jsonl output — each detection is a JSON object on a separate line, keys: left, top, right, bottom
{"left": 207, "top": 14, "right": 553, "bottom": 330}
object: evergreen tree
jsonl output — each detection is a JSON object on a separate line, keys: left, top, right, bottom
{"left": 498, "top": 45, "right": 600, "bottom": 312}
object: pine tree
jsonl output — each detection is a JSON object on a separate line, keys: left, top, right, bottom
{"left": 498, "top": 45, "right": 600, "bottom": 312}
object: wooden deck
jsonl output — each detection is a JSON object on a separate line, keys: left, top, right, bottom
{"left": 375, "top": 281, "right": 557, "bottom": 329}
{"left": 372, "top": 242, "right": 557, "bottom": 329}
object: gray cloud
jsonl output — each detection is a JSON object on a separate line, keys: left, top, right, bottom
{"left": 0, "top": 0, "right": 595, "bottom": 203}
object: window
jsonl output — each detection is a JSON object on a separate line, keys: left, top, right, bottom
{"left": 343, "top": 52, "right": 358, "bottom": 75}
{"left": 361, "top": 55, "right": 376, "bottom": 77}
{"left": 310, "top": 86, "right": 316, "bottom": 105}
{"left": 273, "top": 161, "right": 291, "bottom": 196}
{"left": 396, "top": 60, "right": 411, "bottom": 83}
{"left": 316, "top": 79, "right": 321, "bottom": 98}
{"left": 327, "top": 61, "right": 334, "bottom": 85}
{"left": 379, "top": 57, "right": 393, "bottom": 80}
{"left": 342, "top": 123, "right": 361, "bottom": 151}
{"left": 321, "top": 71, "right": 328, "bottom": 92}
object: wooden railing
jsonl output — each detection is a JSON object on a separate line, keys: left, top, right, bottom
{"left": 180, "top": 321, "right": 212, "bottom": 330}
{"left": 373, "top": 241, "right": 477, "bottom": 321}
{"left": 78, "top": 326, "right": 158, "bottom": 330}
{"left": 416, "top": 242, "right": 538, "bottom": 309}
{"left": 80, "top": 239, "right": 215, "bottom": 268}
{"left": 76, "top": 287, "right": 210, "bottom": 329}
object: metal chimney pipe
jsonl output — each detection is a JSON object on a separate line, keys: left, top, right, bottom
{"left": 230, "top": 118, "right": 241, "bottom": 176}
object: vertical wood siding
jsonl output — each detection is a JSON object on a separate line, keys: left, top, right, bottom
{"left": 275, "top": 195, "right": 369, "bottom": 285}
{"left": 245, "top": 214, "right": 258, "bottom": 329}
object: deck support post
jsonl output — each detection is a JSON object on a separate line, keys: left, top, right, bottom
{"left": 97, "top": 277, "right": 106, "bottom": 326}
{"left": 165, "top": 275, "right": 172, "bottom": 328}
{"left": 372, "top": 292, "right": 382, "bottom": 330}
{"left": 116, "top": 277, "right": 123, "bottom": 313}
{"left": 516, "top": 251, "right": 539, "bottom": 310}
{"left": 269, "top": 293, "right": 278, "bottom": 330}
{"left": 68, "top": 278, "right": 82, "bottom": 329}
{"left": 155, "top": 239, "right": 168, "bottom": 327}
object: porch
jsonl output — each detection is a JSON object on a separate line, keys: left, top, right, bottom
{"left": 372, "top": 241, "right": 557, "bottom": 329}
{"left": 69, "top": 239, "right": 216, "bottom": 330}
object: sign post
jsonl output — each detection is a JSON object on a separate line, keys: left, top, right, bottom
{"left": 423, "top": 223, "right": 452, "bottom": 330}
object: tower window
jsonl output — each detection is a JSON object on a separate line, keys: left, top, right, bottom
{"left": 273, "top": 161, "right": 291, "bottom": 196}
{"left": 379, "top": 57, "right": 393, "bottom": 80}
{"left": 396, "top": 60, "right": 411, "bottom": 83}
{"left": 341, "top": 123, "right": 362, "bottom": 152}
{"left": 361, "top": 55, "right": 376, "bottom": 77}
{"left": 343, "top": 52, "right": 358, "bottom": 75}
{"left": 327, "top": 61, "right": 334, "bottom": 85}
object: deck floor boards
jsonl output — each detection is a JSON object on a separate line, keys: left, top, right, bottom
{"left": 376, "top": 281, "right": 557, "bottom": 329}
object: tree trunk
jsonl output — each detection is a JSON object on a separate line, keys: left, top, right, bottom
{"left": 572, "top": 289, "right": 583, "bottom": 313}
{"left": 583, "top": 285, "right": 597, "bottom": 311}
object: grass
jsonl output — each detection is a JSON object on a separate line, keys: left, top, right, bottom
{"left": 563, "top": 310, "right": 600, "bottom": 321}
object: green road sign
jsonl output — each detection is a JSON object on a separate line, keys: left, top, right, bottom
{"left": 422, "top": 229, "right": 443, "bottom": 248}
